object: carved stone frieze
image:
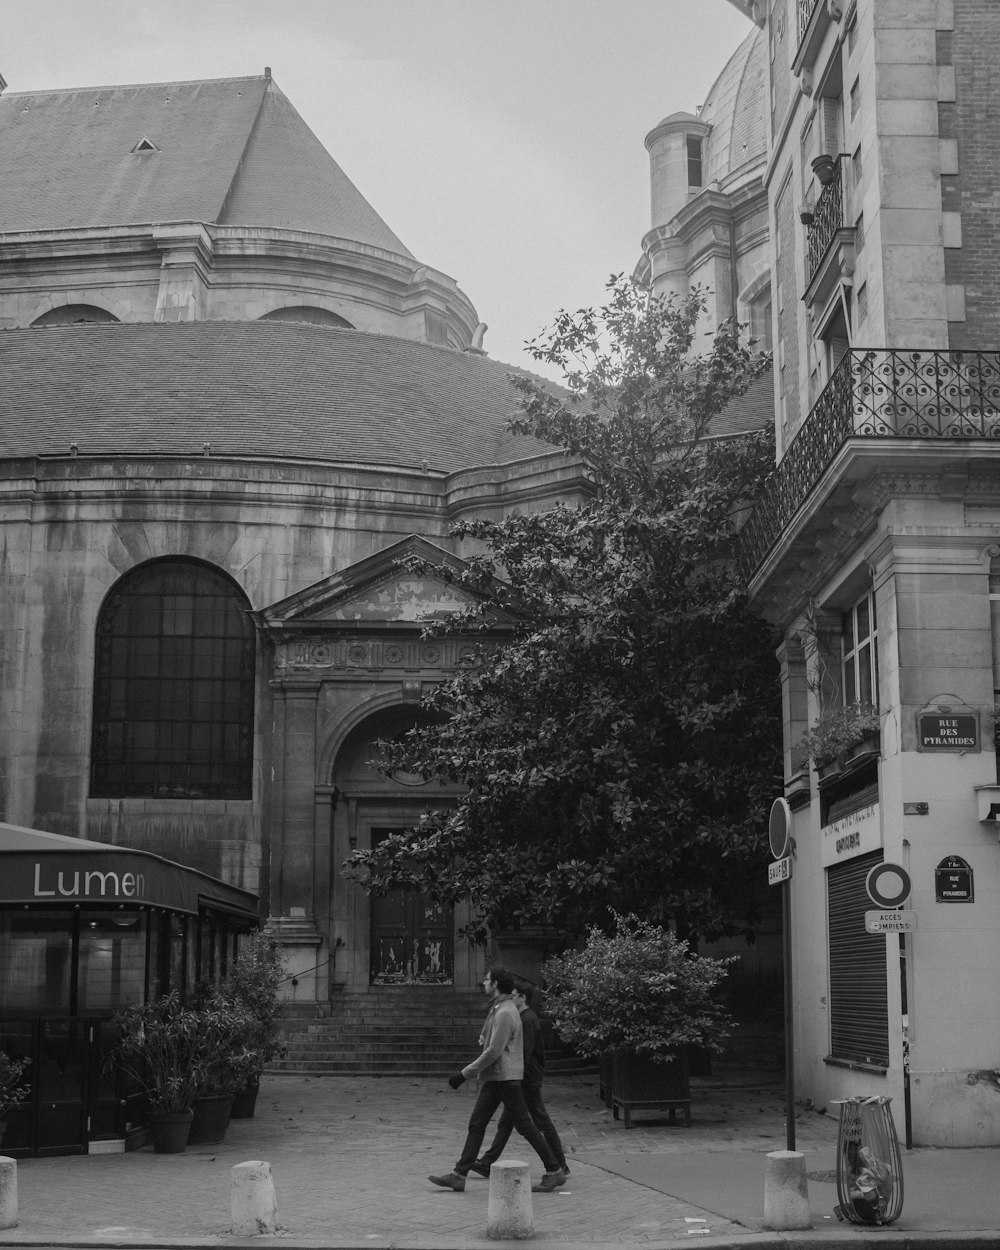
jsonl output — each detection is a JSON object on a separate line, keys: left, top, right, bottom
{"left": 275, "top": 636, "right": 481, "bottom": 674}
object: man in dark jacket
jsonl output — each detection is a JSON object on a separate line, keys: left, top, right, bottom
{"left": 428, "top": 967, "right": 566, "bottom": 1193}
{"left": 469, "top": 980, "right": 569, "bottom": 1177}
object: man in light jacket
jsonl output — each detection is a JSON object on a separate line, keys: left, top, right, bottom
{"left": 429, "top": 966, "right": 567, "bottom": 1193}
{"left": 471, "top": 980, "right": 569, "bottom": 1177}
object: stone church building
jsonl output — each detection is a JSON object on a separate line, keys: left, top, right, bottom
{"left": 0, "top": 70, "right": 590, "bottom": 1008}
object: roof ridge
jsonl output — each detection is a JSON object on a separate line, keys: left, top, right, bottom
{"left": 213, "top": 77, "right": 272, "bottom": 224}
{"left": 1, "top": 74, "right": 271, "bottom": 98}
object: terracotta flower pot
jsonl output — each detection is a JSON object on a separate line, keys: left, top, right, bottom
{"left": 811, "top": 154, "right": 838, "bottom": 185}
{"left": 189, "top": 1094, "right": 233, "bottom": 1144}
{"left": 148, "top": 1108, "right": 194, "bottom": 1154}
{"left": 230, "top": 1079, "right": 260, "bottom": 1120}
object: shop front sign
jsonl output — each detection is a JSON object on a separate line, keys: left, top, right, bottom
{"left": 821, "top": 802, "right": 881, "bottom": 867}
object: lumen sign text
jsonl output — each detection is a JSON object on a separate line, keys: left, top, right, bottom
{"left": 33, "top": 862, "right": 146, "bottom": 900}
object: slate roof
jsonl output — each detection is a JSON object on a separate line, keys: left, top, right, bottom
{"left": 0, "top": 75, "right": 412, "bottom": 255}
{"left": 0, "top": 321, "right": 771, "bottom": 470}
{"left": 0, "top": 322, "right": 551, "bottom": 471}
{"left": 709, "top": 370, "right": 774, "bottom": 439}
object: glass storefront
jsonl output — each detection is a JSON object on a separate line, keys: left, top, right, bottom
{"left": 0, "top": 825, "right": 258, "bottom": 1157}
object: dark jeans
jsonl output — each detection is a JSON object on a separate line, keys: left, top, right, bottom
{"left": 455, "top": 1080, "right": 559, "bottom": 1175}
{"left": 480, "top": 1078, "right": 566, "bottom": 1170}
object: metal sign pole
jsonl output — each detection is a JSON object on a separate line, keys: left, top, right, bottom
{"left": 783, "top": 875, "right": 794, "bottom": 1152}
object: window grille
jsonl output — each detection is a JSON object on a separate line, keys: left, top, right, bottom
{"left": 91, "top": 560, "right": 255, "bottom": 799}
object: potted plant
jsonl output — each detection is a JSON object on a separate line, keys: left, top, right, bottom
{"left": 186, "top": 994, "right": 262, "bottom": 1143}
{"left": 811, "top": 153, "right": 838, "bottom": 185}
{"left": 109, "top": 991, "right": 208, "bottom": 1153}
{"left": 218, "top": 932, "right": 287, "bottom": 1119}
{"left": 542, "top": 913, "right": 734, "bottom": 1128}
{"left": 0, "top": 1050, "right": 30, "bottom": 1148}
{"left": 799, "top": 702, "right": 881, "bottom": 778}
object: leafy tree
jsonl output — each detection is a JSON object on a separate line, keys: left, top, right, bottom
{"left": 346, "top": 277, "right": 780, "bottom": 943}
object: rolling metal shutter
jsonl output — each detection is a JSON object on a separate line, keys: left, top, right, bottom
{"left": 827, "top": 850, "right": 890, "bottom": 1067}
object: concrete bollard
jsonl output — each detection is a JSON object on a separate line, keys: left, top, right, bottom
{"left": 0, "top": 1157, "right": 17, "bottom": 1230}
{"left": 763, "top": 1149, "right": 811, "bottom": 1230}
{"left": 487, "top": 1158, "right": 533, "bottom": 1241}
{"left": 231, "top": 1160, "right": 279, "bottom": 1236}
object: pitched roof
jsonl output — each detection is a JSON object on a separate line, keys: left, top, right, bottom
{"left": 0, "top": 75, "right": 412, "bottom": 255}
{"left": 0, "top": 322, "right": 552, "bottom": 471}
{"left": 709, "top": 369, "right": 775, "bottom": 439}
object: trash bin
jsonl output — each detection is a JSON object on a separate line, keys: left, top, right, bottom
{"left": 832, "top": 1096, "right": 903, "bottom": 1225}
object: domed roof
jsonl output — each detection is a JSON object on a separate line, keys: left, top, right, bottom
{"left": 698, "top": 26, "right": 767, "bottom": 189}
{"left": 0, "top": 322, "right": 555, "bottom": 472}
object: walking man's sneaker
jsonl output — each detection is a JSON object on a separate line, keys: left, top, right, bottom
{"left": 429, "top": 1171, "right": 466, "bottom": 1191}
{"left": 468, "top": 1160, "right": 491, "bottom": 1179}
{"left": 532, "top": 1168, "right": 567, "bottom": 1192}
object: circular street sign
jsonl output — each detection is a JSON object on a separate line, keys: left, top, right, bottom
{"left": 768, "top": 797, "right": 793, "bottom": 860}
{"left": 866, "top": 862, "right": 911, "bottom": 908}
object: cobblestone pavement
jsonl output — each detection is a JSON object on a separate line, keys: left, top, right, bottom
{"left": 2, "top": 1072, "right": 840, "bottom": 1246}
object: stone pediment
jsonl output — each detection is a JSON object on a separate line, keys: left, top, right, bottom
{"left": 259, "top": 535, "right": 492, "bottom": 632}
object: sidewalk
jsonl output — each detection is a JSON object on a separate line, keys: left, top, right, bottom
{"left": 2, "top": 1071, "right": 998, "bottom": 1249}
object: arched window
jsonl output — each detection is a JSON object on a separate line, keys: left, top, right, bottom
{"left": 31, "top": 304, "right": 119, "bottom": 326}
{"left": 259, "top": 306, "right": 354, "bottom": 328}
{"left": 91, "top": 560, "right": 255, "bottom": 799}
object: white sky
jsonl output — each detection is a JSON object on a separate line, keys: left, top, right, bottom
{"left": 2, "top": 0, "right": 753, "bottom": 378}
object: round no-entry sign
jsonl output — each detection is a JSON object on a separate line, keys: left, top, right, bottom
{"left": 866, "top": 862, "right": 911, "bottom": 908}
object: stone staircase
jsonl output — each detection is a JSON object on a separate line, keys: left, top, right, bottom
{"left": 270, "top": 985, "right": 596, "bottom": 1077}
{"left": 270, "top": 986, "right": 489, "bottom": 1076}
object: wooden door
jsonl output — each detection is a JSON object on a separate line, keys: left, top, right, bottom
{"left": 369, "top": 828, "right": 453, "bottom": 984}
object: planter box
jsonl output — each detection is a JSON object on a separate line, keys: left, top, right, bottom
{"left": 610, "top": 1050, "right": 691, "bottom": 1129}
{"left": 189, "top": 1094, "right": 233, "bottom": 1144}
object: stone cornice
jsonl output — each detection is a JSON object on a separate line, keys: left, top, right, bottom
{"left": 749, "top": 456, "right": 1000, "bottom": 624}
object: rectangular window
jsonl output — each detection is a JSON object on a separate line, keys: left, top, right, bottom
{"left": 828, "top": 851, "right": 890, "bottom": 1067}
{"left": 842, "top": 588, "right": 878, "bottom": 708}
{"left": 687, "top": 136, "right": 703, "bottom": 187}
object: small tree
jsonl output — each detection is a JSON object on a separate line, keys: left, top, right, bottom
{"left": 347, "top": 277, "right": 780, "bottom": 942}
{"left": 541, "top": 913, "right": 734, "bottom": 1062}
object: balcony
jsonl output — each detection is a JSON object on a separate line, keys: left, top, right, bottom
{"left": 739, "top": 348, "right": 1000, "bottom": 581}
{"left": 798, "top": 0, "right": 820, "bottom": 43}
{"left": 794, "top": 0, "right": 844, "bottom": 74}
{"left": 806, "top": 160, "right": 844, "bottom": 280}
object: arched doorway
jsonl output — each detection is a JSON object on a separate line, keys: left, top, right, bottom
{"left": 331, "top": 705, "right": 462, "bottom": 987}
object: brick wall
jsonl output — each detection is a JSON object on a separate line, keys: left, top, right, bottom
{"left": 943, "top": 0, "right": 1000, "bottom": 348}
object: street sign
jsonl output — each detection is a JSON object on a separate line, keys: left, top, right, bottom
{"left": 935, "top": 855, "right": 974, "bottom": 903}
{"left": 768, "top": 856, "right": 791, "bottom": 886}
{"left": 866, "top": 861, "right": 911, "bottom": 908}
{"left": 865, "top": 909, "right": 917, "bottom": 934}
{"left": 768, "top": 797, "right": 793, "bottom": 859}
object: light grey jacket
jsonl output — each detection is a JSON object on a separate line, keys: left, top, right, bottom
{"left": 461, "top": 994, "right": 524, "bottom": 1082}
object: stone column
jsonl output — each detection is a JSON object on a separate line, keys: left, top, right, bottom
{"left": 267, "top": 677, "right": 324, "bottom": 1005}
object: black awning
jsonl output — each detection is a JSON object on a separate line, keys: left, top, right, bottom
{"left": 0, "top": 822, "right": 257, "bottom": 919}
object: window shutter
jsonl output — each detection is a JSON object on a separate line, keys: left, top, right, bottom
{"left": 827, "top": 850, "right": 890, "bottom": 1067}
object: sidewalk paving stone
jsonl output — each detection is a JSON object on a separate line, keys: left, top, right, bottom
{"left": 1, "top": 1072, "right": 997, "bottom": 1248}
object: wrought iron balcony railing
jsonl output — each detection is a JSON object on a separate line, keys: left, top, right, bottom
{"left": 739, "top": 348, "right": 1000, "bottom": 580}
{"left": 806, "top": 160, "right": 844, "bottom": 280}
{"left": 798, "top": 0, "right": 821, "bottom": 43}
